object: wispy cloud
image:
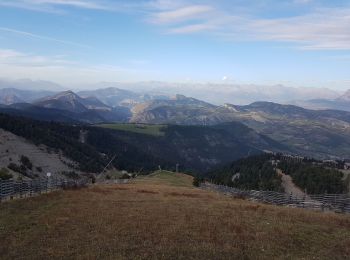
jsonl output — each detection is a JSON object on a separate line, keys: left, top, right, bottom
{"left": 0, "top": 49, "right": 23, "bottom": 59}
{"left": 31, "top": 0, "right": 107, "bottom": 9}
{"left": 168, "top": 23, "right": 215, "bottom": 34}
{"left": 0, "top": 48, "right": 157, "bottom": 84}
{"left": 2, "top": 0, "right": 350, "bottom": 50}
{"left": 0, "top": 27, "right": 91, "bottom": 48}
{"left": 247, "top": 8, "right": 350, "bottom": 50}
{"left": 0, "top": 48, "right": 74, "bottom": 67}
{"left": 148, "top": 2, "right": 350, "bottom": 50}
{"left": 150, "top": 5, "right": 213, "bottom": 24}
{"left": 0, "top": 0, "right": 110, "bottom": 11}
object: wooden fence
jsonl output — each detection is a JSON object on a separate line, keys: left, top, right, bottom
{"left": 0, "top": 178, "right": 90, "bottom": 202}
{"left": 201, "top": 183, "right": 350, "bottom": 214}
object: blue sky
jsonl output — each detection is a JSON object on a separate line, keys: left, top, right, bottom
{"left": 0, "top": 0, "right": 349, "bottom": 89}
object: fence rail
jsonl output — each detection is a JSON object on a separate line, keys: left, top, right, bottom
{"left": 0, "top": 178, "right": 90, "bottom": 202}
{"left": 201, "top": 183, "right": 350, "bottom": 214}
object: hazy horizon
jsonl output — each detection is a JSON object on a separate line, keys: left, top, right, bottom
{"left": 0, "top": 77, "right": 344, "bottom": 106}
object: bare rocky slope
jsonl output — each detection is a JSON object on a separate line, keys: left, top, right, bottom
{"left": 0, "top": 128, "right": 83, "bottom": 180}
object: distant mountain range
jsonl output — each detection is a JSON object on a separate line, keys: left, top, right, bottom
{"left": 0, "top": 78, "right": 343, "bottom": 105}
{"left": 0, "top": 88, "right": 55, "bottom": 105}
{"left": 80, "top": 81, "right": 340, "bottom": 105}
{"left": 0, "top": 78, "right": 63, "bottom": 92}
{"left": 1, "top": 86, "right": 350, "bottom": 160}
{"left": 0, "top": 89, "right": 133, "bottom": 123}
{"left": 291, "top": 90, "right": 350, "bottom": 112}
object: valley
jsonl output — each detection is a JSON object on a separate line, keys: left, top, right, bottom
{"left": 2, "top": 85, "right": 350, "bottom": 198}
{"left": 2, "top": 86, "right": 350, "bottom": 178}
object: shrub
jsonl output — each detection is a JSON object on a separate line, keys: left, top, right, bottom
{"left": 8, "top": 163, "right": 22, "bottom": 173}
{"left": 193, "top": 177, "right": 202, "bottom": 187}
{"left": 20, "top": 155, "right": 33, "bottom": 170}
{"left": 0, "top": 168, "right": 12, "bottom": 180}
{"left": 62, "top": 171, "right": 80, "bottom": 180}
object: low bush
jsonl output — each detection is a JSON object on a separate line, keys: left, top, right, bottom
{"left": 20, "top": 155, "right": 33, "bottom": 170}
{"left": 193, "top": 176, "right": 203, "bottom": 187}
{"left": 0, "top": 168, "right": 12, "bottom": 180}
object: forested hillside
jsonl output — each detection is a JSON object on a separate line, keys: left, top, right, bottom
{"left": 95, "top": 122, "right": 289, "bottom": 172}
{"left": 208, "top": 153, "right": 348, "bottom": 194}
{"left": 278, "top": 161, "right": 346, "bottom": 194}
{"left": 0, "top": 113, "right": 173, "bottom": 174}
{"left": 208, "top": 154, "right": 283, "bottom": 192}
{"left": 0, "top": 114, "right": 289, "bottom": 175}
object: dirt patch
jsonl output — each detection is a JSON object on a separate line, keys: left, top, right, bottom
{"left": 166, "top": 192, "right": 202, "bottom": 198}
{"left": 137, "top": 189, "right": 159, "bottom": 194}
{"left": 245, "top": 204, "right": 261, "bottom": 211}
{"left": 89, "top": 187, "right": 113, "bottom": 194}
{"left": 113, "top": 186, "right": 130, "bottom": 191}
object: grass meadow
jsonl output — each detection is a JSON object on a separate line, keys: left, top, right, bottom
{"left": 1, "top": 171, "right": 349, "bottom": 259}
{"left": 97, "top": 123, "right": 167, "bottom": 136}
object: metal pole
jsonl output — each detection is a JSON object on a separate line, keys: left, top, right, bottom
{"left": 101, "top": 155, "right": 117, "bottom": 175}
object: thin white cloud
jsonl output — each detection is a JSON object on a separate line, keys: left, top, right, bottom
{"left": 30, "top": 0, "right": 107, "bottom": 9}
{"left": 0, "top": 27, "right": 91, "bottom": 48}
{"left": 0, "top": 48, "right": 157, "bottom": 84}
{"left": 149, "top": 3, "right": 350, "bottom": 50}
{"left": 0, "top": 0, "right": 110, "bottom": 11}
{"left": 0, "top": 49, "right": 24, "bottom": 59}
{"left": 248, "top": 8, "right": 350, "bottom": 50}
{"left": 0, "top": 48, "right": 74, "bottom": 67}
{"left": 168, "top": 23, "right": 215, "bottom": 34}
{"left": 146, "top": 0, "right": 187, "bottom": 11}
{"left": 2, "top": 0, "right": 350, "bottom": 50}
{"left": 150, "top": 5, "right": 213, "bottom": 24}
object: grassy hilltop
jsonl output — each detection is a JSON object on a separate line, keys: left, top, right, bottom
{"left": 1, "top": 171, "right": 349, "bottom": 259}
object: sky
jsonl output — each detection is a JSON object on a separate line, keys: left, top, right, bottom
{"left": 0, "top": 0, "right": 349, "bottom": 89}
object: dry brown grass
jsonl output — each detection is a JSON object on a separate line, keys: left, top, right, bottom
{"left": 1, "top": 172, "right": 350, "bottom": 259}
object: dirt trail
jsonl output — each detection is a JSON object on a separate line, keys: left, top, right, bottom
{"left": 277, "top": 169, "right": 308, "bottom": 198}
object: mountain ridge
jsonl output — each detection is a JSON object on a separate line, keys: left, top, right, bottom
{"left": 2, "top": 88, "right": 350, "bottom": 160}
